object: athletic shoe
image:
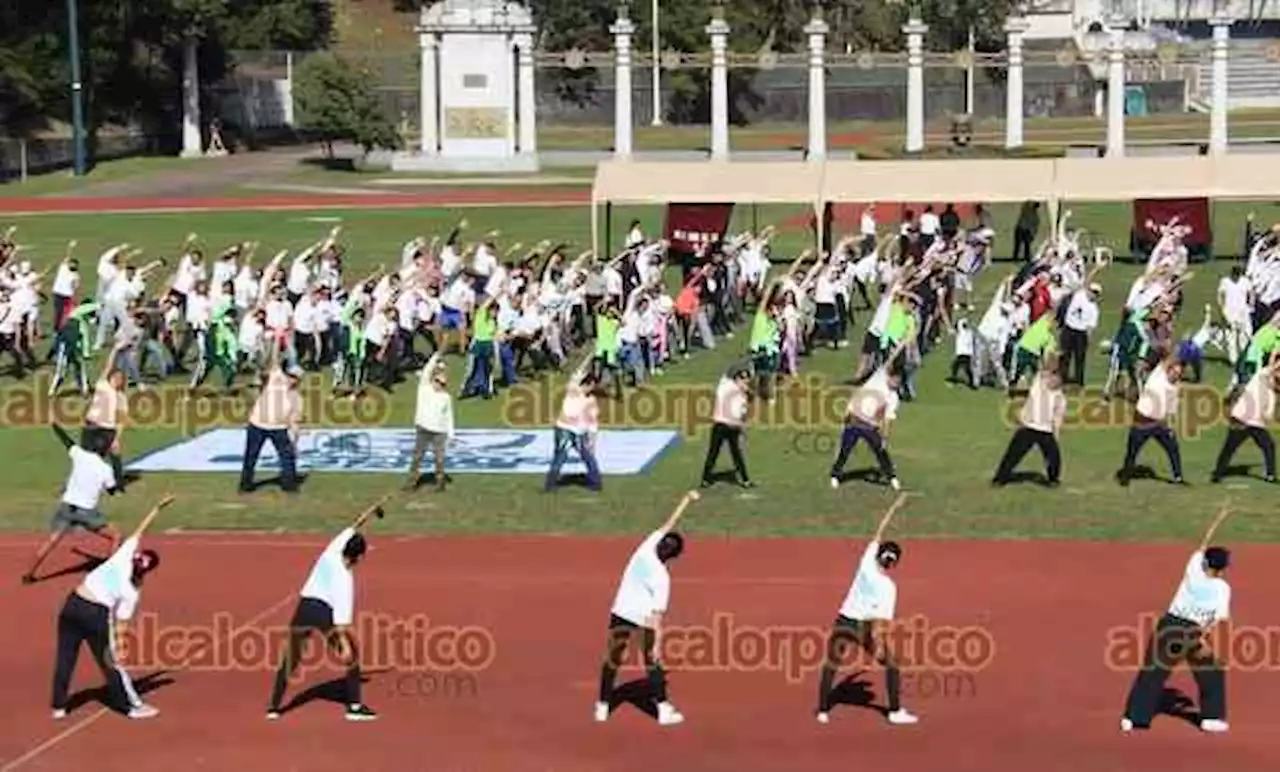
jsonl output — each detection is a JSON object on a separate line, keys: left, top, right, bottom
{"left": 266, "top": 710, "right": 281, "bottom": 721}
{"left": 128, "top": 704, "right": 159, "bottom": 720}
{"left": 345, "top": 704, "right": 378, "bottom": 721}
{"left": 1120, "top": 717, "right": 1133, "bottom": 732}
{"left": 886, "top": 709, "right": 918, "bottom": 725}
{"left": 593, "top": 702, "right": 609, "bottom": 723}
{"left": 889, "top": 478, "right": 901, "bottom": 491}
{"left": 52, "top": 709, "right": 67, "bottom": 720}
{"left": 1200, "top": 719, "right": 1229, "bottom": 733}
{"left": 657, "top": 702, "right": 684, "bottom": 726}
{"left": 830, "top": 477, "right": 839, "bottom": 489}
{"left": 816, "top": 711, "right": 830, "bottom": 724}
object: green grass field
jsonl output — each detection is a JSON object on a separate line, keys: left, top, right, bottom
{"left": 2, "top": 200, "right": 1279, "bottom": 544}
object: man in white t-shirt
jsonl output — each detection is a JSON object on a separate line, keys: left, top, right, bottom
{"left": 816, "top": 494, "right": 918, "bottom": 725}
{"left": 1122, "top": 507, "right": 1233, "bottom": 733}
{"left": 1218, "top": 266, "right": 1253, "bottom": 365}
{"left": 51, "top": 493, "right": 173, "bottom": 720}
{"left": 1117, "top": 357, "right": 1185, "bottom": 486}
{"left": 831, "top": 339, "right": 908, "bottom": 491}
{"left": 699, "top": 365, "right": 753, "bottom": 488}
{"left": 595, "top": 491, "right": 698, "bottom": 726}
{"left": 22, "top": 423, "right": 122, "bottom": 584}
{"left": 1211, "top": 354, "right": 1278, "bottom": 483}
{"left": 268, "top": 497, "right": 386, "bottom": 722}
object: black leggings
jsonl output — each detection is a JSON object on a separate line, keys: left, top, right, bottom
{"left": 52, "top": 593, "right": 140, "bottom": 712}
{"left": 598, "top": 614, "right": 667, "bottom": 703}
{"left": 817, "top": 615, "right": 901, "bottom": 713}
{"left": 269, "top": 597, "right": 362, "bottom": 710}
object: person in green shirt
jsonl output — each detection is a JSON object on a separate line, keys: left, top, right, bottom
{"left": 749, "top": 301, "right": 781, "bottom": 399}
{"left": 1232, "top": 316, "right": 1280, "bottom": 395}
{"left": 594, "top": 302, "right": 622, "bottom": 399}
{"left": 49, "top": 300, "right": 98, "bottom": 397}
{"left": 1010, "top": 313, "right": 1058, "bottom": 391}
{"left": 335, "top": 307, "right": 368, "bottom": 394}
{"left": 461, "top": 298, "right": 497, "bottom": 399}
{"left": 190, "top": 307, "right": 240, "bottom": 394}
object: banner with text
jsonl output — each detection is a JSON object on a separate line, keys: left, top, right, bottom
{"left": 664, "top": 203, "right": 735, "bottom": 255}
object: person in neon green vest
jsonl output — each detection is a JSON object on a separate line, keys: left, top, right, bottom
{"left": 461, "top": 297, "right": 498, "bottom": 399}
{"left": 749, "top": 299, "right": 781, "bottom": 399}
{"left": 594, "top": 301, "right": 622, "bottom": 399}
{"left": 1232, "top": 314, "right": 1280, "bottom": 394}
{"left": 879, "top": 295, "right": 919, "bottom": 397}
{"left": 49, "top": 299, "right": 98, "bottom": 397}
{"left": 336, "top": 306, "right": 368, "bottom": 394}
{"left": 1010, "top": 312, "right": 1058, "bottom": 392}
{"left": 191, "top": 307, "right": 240, "bottom": 393}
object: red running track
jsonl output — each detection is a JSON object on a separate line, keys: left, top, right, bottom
{"left": 1, "top": 534, "right": 1278, "bottom": 772}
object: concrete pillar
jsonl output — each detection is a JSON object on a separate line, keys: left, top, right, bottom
{"left": 610, "top": 9, "right": 636, "bottom": 158}
{"left": 904, "top": 18, "right": 928, "bottom": 153}
{"left": 1004, "top": 15, "right": 1030, "bottom": 149}
{"left": 1106, "top": 23, "right": 1126, "bottom": 158}
{"left": 419, "top": 33, "right": 439, "bottom": 154}
{"left": 181, "top": 37, "right": 203, "bottom": 158}
{"left": 707, "top": 9, "right": 730, "bottom": 160}
{"left": 516, "top": 33, "right": 537, "bottom": 156}
{"left": 804, "top": 12, "right": 829, "bottom": 160}
{"left": 1210, "top": 16, "right": 1232, "bottom": 155}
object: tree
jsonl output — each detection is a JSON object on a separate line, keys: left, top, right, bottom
{"left": 294, "top": 51, "right": 401, "bottom": 155}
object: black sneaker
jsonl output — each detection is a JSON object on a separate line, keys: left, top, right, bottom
{"left": 346, "top": 704, "right": 377, "bottom": 721}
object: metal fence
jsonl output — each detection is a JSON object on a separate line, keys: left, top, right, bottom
{"left": 0, "top": 134, "right": 175, "bottom": 182}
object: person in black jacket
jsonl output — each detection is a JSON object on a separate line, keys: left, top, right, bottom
{"left": 1014, "top": 201, "right": 1040, "bottom": 263}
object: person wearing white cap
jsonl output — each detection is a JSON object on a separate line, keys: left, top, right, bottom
{"left": 238, "top": 344, "right": 302, "bottom": 494}
{"left": 1060, "top": 281, "right": 1101, "bottom": 385}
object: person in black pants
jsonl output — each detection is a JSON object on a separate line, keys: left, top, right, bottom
{"left": 1013, "top": 201, "right": 1040, "bottom": 263}
{"left": 268, "top": 497, "right": 385, "bottom": 721}
{"left": 1211, "top": 359, "right": 1278, "bottom": 483}
{"left": 1121, "top": 507, "right": 1233, "bottom": 733}
{"left": 239, "top": 348, "right": 302, "bottom": 493}
{"left": 1117, "top": 358, "right": 1185, "bottom": 486}
{"left": 596, "top": 491, "right": 696, "bottom": 725}
{"left": 51, "top": 494, "right": 174, "bottom": 719}
{"left": 992, "top": 368, "right": 1066, "bottom": 486}
{"left": 700, "top": 366, "right": 753, "bottom": 488}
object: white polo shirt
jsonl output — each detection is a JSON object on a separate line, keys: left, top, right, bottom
{"left": 838, "top": 540, "right": 897, "bottom": 622}
{"left": 300, "top": 527, "right": 357, "bottom": 625}
{"left": 1136, "top": 366, "right": 1179, "bottom": 423}
{"left": 1167, "top": 551, "right": 1230, "bottom": 627}
{"left": 62, "top": 445, "right": 116, "bottom": 510}
{"left": 610, "top": 528, "right": 672, "bottom": 627}
{"left": 846, "top": 368, "right": 898, "bottom": 427}
{"left": 85, "top": 379, "right": 126, "bottom": 429}
{"left": 53, "top": 264, "right": 79, "bottom": 297}
{"left": 1219, "top": 276, "right": 1251, "bottom": 323}
{"left": 82, "top": 536, "right": 142, "bottom": 621}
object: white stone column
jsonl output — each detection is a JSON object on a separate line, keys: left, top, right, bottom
{"left": 804, "top": 13, "right": 829, "bottom": 160}
{"left": 1106, "top": 23, "right": 1126, "bottom": 158}
{"left": 180, "top": 37, "right": 203, "bottom": 158}
{"left": 610, "top": 10, "right": 636, "bottom": 158}
{"left": 1004, "top": 16, "right": 1030, "bottom": 149}
{"left": 419, "top": 32, "right": 438, "bottom": 155}
{"left": 1210, "top": 16, "right": 1232, "bottom": 155}
{"left": 707, "top": 10, "right": 731, "bottom": 160}
{"left": 516, "top": 33, "right": 537, "bottom": 156}
{"left": 904, "top": 19, "right": 928, "bottom": 153}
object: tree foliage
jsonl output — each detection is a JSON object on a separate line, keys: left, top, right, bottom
{"left": 294, "top": 52, "right": 402, "bottom": 154}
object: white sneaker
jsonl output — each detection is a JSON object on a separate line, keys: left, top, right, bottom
{"left": 52, "top": 709, "right": 67, "bottom": 720}
{"left": 593, "top": 702, "right": 609, "bottom": 723}
{"left": 128, "top": 704, "right": 159, "bottom": 720}
{"left": 1200, "top": 719, "right": 1229, "bottom": 733}
{"left": 1120, "top": 717, "right": 1133, "bottom": 732}
{"left": 887, "top": 708, "right": 918, "bottom": 725}
{"left": 816, "top": 711, "right": 830, "bottom": 724}
{"left": 830, "top": 477, "right": 839, "bottom": 489}
{"left": 890, "top": 478, "right": 902, "bottom": 491}
{"left": 657, "top": 701, "right": 684, "bottom": 726}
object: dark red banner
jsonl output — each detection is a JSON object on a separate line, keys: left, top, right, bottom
{"left": 1132, "top": 198, "right": 1211, "bottom": 250}
{"left": 664, "top": 203, "right": 735, "bottom": 254}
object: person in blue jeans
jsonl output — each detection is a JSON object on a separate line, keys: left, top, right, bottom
{"left": 545, "top": 356, "right": 603, "bottom": 492}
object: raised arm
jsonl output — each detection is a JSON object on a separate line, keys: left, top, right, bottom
{"left": 129, "top": 494, "right": 178, "bottom": 541}
{"left": 1198, "top": 504, "right": 1232, "bottom": 552}
{"left": 51, "top": 422, "right": 76, "bottom": 450}
{"left": 351, "top": 494, "right": 393, "bottom": 532}
{"left": 659, "top": 490, "right": 700, "bottom": 533}
{"left": 872, "top": 493, "right": 909, "bottom": 542}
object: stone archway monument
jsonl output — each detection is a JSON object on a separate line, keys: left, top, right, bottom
{"left": 393, "top": 0, "right": 539, "bottom": 172}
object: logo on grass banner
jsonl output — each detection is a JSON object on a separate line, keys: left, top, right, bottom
{"left": 124, "top": 428, "right": 680, "bottom": 475}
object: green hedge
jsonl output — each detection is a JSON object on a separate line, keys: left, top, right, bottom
{"left": 854, "top": 144, "right": 1067, "bottom": 160}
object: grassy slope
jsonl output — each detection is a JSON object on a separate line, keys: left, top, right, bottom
{"left": 1, "top": 200, "right": 1278, "bottom": 543}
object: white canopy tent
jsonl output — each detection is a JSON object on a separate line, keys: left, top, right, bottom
{"left": 590, "top": 155, "right": 1280, "bottom": 255}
